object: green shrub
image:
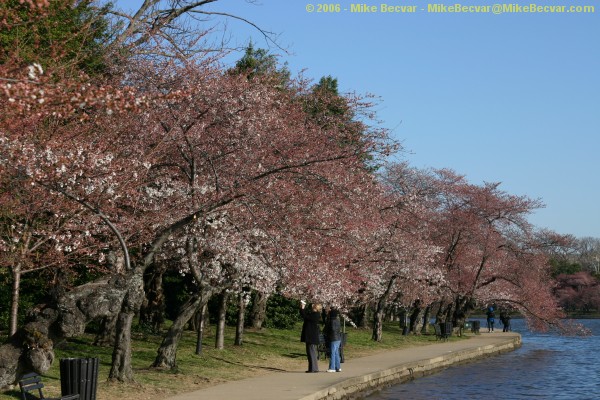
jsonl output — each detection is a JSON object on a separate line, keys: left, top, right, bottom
{"left": 265, "top": 294, "right": 301, "bottom": 329}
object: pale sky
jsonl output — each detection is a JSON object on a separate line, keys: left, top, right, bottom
{"left": 116, "top": 0, "right": 600, "bottom": 238}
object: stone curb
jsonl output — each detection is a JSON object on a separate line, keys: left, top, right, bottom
{"left": 299, "top": 335, "right": 522, "bottom": 400}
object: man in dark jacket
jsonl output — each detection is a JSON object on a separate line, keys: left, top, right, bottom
{"left": 500, "top": 310, "right": 512, "bottom": 332}
{"left": 300, "top": 301, "right": 322, "bottom": 373}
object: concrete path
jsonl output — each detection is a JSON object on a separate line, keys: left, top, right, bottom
{"left": 167, "top": 331, "right": 521, "bottom": 400}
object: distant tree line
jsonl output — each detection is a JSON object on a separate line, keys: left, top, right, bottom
{"left": 550, "top": 237, "right": 600, "bottom": 314}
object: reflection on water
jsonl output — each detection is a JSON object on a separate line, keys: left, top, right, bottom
{"left": 365, "top": 319, "right": 600, "bottom": 400}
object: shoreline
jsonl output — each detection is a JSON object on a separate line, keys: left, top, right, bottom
{"left": 168, "top": 331, "right": 522, "bottom": 400}
{"left": 306, "top": 332, "right": 521, "bottom": 400}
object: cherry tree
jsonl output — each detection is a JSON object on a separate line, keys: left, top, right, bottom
{"left": 354, "top": 163, "right": 443, "bottom": 341}
{"left": 150, "top": 212, "right": 278, "bottom": 368}
{"left": 0, "top": 55, "right": 395, "bottom": 384}
{"left": 0, "top": 0, "right": 395, "bottom": 385}
{"left": 0, "top": 0, "right": 303, "bottom": 386}
{"left": 138, "top": 65, "right": 394, "bottom": 367}
{"left": 418, "top": 169, "right": 568, "bottom": 330}
{"left": 0, "top": 0, "right": 274, "bottom": 381}
{"left": 1, "top": 0, "right": 274, "bottom": 122}
{"left": 0, "top": 175, "right": 107, "bottom": 337}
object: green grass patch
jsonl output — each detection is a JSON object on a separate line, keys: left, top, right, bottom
{"left": 1, "top": 322, "right": 460, "bottom": 400}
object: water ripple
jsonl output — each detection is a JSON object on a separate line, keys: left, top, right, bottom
{"left": 366, "top": 319, "right": 600, "bottom": 400}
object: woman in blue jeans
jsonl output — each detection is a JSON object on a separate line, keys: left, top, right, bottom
{"left": 325, "top": 307, "right": 342, "bottom": 372}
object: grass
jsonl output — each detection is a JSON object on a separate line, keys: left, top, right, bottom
{"left": 1, "top": 322, "right": 462, "bottom": 400}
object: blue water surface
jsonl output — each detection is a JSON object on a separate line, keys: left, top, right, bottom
{"left": 365, "top": 319, "right": 600, "bottom": 400}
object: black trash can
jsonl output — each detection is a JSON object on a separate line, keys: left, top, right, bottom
{"left": 60, "top": 358, "right": 99, "bottom": 400}
{"left": 471, "top": 320, "right": 481, "bottom": 334}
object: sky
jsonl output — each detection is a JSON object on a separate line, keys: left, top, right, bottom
{"left": 117, "top": 0, "right": 599, "bottom": 238}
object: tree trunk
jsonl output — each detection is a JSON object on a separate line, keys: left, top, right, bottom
{"left": 421, "top": 305, "right": 432, "bottom": 335}
{"left": 372, "top": 276, "right": 397, "bottom": 342}
{"left": 234, "top": 292, "right": 248, "bottom": 346}
{"left": 436, "top": 300, "right": 449, "bottom": 324}
{"left": 139, "top": 263, "right": 167, "bottom": 333}
{"left": 398, "top": 308, "right": 407, "bottom": 329}
{"left": 409, "top": 300, "right": 424, "bottom": 334}
{"left": 372, "top": 306, "right": 384, "bottom": 342}
{"left": 93, "top": 315, "right": 117, "bottom": 346}
{"left": 249, "top": 291, "right": 269, "bottom": 329}
{"left": 215, "top": 291, "right": 230, "bottom": 350}
{"left": 107, "top": 307, "right": 135, "bottom": 382}
{"left": 9, "top": 263, "right": 21, "bottom": 337}
{"left": 152, "top": 293, "right": 204, "bottom": 369}
{"left": 108, "top": 271, "right": 145, "bottom": 382}
{"left": 445, "top": 301, "right": 455, "bottom": 322}
{"left": 355, "top": 304, "right": 369, "bottom": 328}
{"left": 188, "top": 308, "right": 199, "bottom": 332}
{"left": 385, "top": 305, "right": 396, "bottom": 322}
{"left": 452, "top": 296, "right": 474, "bottom": 336}
{"left": 195, "top": 304, "right": 208, "bottom": 355}
{"left": 0, "top": 274, "right": 129, "bottom": 387}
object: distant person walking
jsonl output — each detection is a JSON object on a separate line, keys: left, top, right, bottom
{"left": 325, "top": 307, "right": 342, "bottom": 372}
{"left": 486, "top": 307, "right": 495, "bottom": 332}
{"left": 500, "top": 310, "right": 512, "bottom": 332}
{"left": 300, "top": 301, "right": 322, "bottom": 373}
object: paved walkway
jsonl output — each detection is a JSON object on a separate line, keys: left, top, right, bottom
{"left": 167, "top": 331, "right": 521, "bottom": 400}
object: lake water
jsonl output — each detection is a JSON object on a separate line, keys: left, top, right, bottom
{"left": 365, "top": 319, "right": 600, "bottom": 400}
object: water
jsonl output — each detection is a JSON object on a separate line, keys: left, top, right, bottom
{"left": 366, "top": 319, "right": 600, "bottom": 400}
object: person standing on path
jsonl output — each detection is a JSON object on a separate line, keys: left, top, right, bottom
{"left": 500, "top": 310, "right": 512, "bottom": 332}
{"left": 486, "top": 306, "right": 496, "bottom": 332}
{"left": 325, "top": 307, "right": 342, "bottom": 373}
{"left": 300, "top": 301, "right": 322, "bottom": 373}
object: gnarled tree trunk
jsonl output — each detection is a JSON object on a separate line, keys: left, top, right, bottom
{"left": 436, "top": 299, "right": 450, "bottom": 324}
{"left": 152, "top": 293, "right": 205, "bottom": 370}
{"left": 372, "top": 275, "right": 397, "bottom": 342}
{"left": 108, "top": 271, "right": 145, "bottom": 382}
{"left": 139, "top": 263, "right": 167, "bottom": 333}
{"left": 249, "top": 291, "right": 269, "bottom": 330}
{"left": 409, "top": 300, "right": 424, "bottom": 334}
{"left": 355, "top": 304, "right": 369, "bottom": 328}
{"left": 0, "top": 275, "right": 128, "bottom": 388}
{"left": 93, "top": 315, "right": 118, "bottom": 347}
{"left": 421, "top": 305, "right": 432, "bottom": 335}
{"left": 452, "top": 295, "right": 475, "bottom": 336}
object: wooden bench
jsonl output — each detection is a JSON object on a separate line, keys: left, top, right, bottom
{"left": 18, "top": 372, "right": 80, "bottom": 400}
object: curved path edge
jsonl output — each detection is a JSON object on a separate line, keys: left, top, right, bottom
{"left": 301, "top": 332, "right": 521, "bottom": 400}
{"left": 167, "top": 331, "right": 521, "bottom": 400}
